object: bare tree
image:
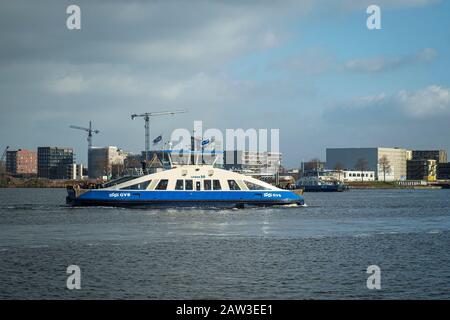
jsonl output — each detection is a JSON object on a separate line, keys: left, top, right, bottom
{"left": 354, "top": 158, "right": 369, "bottom": 182}
{"left": 378, "top": 155, "right": 391, "bottom": 182}
{"left": 334, "top": 162, "right": 345, "bottom": 181}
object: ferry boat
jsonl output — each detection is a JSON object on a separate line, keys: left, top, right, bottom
{"left": 66, "top": 164, "right": 305, "bottom": 208}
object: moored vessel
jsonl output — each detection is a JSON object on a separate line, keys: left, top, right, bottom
{"left": 295, "top": 175, "right": 347, "bottom": 192}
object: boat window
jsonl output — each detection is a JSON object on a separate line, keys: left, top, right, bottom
{"left": 102, "top": 176, "right": 136, "bottom": 188}
{"left": 175, "top": 179, "right": 184, "bottom": 190}
{"left": 213, "top": 180, "right": 221, "bottom": 190}
{"left": 185, "top": 179, "right": 193, "bottom": 190}
{"left": 120, "top": 180, "right": 151, "bottom": 190}
{"left": 244, "top": 181, "right": 268, "bottom": 190}
{"left": 196, "top": 181, "right": 201, "bottom": 191}
{"left": 156, "top": 179, "right": 169, "bottom": 190}
{"left": 204, "top": 180, "right": 212, "bottom": 190}
{"left": 227, "top": 180, "right": 241, "bottom": 190}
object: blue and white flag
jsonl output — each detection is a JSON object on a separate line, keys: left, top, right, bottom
{"left": 201, "top": 138, "right": 210, "bottom": 146}
{"left": 201, "top": 137, "right": 215, "bottom": 147}
{"left": 153, "top": 135, "right": 162, "bottom": 145}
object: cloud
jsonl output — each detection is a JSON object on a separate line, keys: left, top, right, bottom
{"left": 344, "top": 48, "right": 437, "bottom": 73}
{"left": 48, "top": 74, "right": 88, "bottom": 94}
{"left": 327, "top": 85, "right": 450, "bottom": 122}
{"left": 0, "top": 0, "right": 446, "bottom": 165}
{"left": 273, "top": 49, "right": 335, "bottom": 75}
{"left": 339, "top": 0, "right": 440, "bottom": 10}
{"left": 275, "top": 47, "right": 437, "bottom": 76}
{"left": 397, "top": 85, "right": 450, "bottom": 117}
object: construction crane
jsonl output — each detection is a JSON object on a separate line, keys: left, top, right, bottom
{"left": 1, "top": 146, "right": 9, "bottom": 163}
{"left": 70, "top": 121, "right": 100, "bottom": 149}
{"left": 131, "top": 110, "right": 187, "bottom": 160}
{"left": 0, "top": 146, "right": 9, "bottom": 174}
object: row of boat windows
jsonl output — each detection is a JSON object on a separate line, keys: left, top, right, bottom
{"left": 173, "top": 179, "right": 223, "bottom": 191}
{"left": 119, "top": 179, "right": 269, "bottom": 191}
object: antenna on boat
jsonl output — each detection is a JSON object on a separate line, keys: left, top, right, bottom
{"left": 167, "top": 142, "right": 173, "bottom": 168}
{"left": 212, "top": 154, "right": 220, "bottom": 166}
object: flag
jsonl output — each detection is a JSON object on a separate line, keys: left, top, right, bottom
{"left": 201, "top": 137, "right": 215, "bottom": 147}
{"left": 201, "top": 138, "right": 210, "bottom": 147}
{"left": 153, "top": 135, "right": 162, "bottom": 145}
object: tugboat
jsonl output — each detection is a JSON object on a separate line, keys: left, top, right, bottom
{"left": 295, "top": 175, "right": 347, "bottom": 192}
{"left": 295, "top": 169, "right": 348, "bottom": 192}
{"left": 67, "top": 163, "right": 305, "bottom": 208}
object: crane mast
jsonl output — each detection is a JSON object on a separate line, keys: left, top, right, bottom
{"left": 131, "top": 109, "right": 187, "bottom": 160}
{"left": 1, "top": 145, "right": 9, "bottom": 163}
{"left": 69, "top": 121, "right": 100, "bottom": 149}
{"left": 0, "top": 146, "right": 9, "bottom": 174}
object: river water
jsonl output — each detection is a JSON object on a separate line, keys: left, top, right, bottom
{"left": 0, "top": 188, "right": 449, "bottom": 299}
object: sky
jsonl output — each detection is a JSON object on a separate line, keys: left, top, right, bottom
{"left": 1, "top": 0, "right": 450, "bottom": 167}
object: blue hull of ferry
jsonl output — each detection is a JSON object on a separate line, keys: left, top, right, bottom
{"left": 300, "top": 184, "right": 347, "bottom": 192}
{"left": 66, "top": 189, "right": 304, "bottom": 208}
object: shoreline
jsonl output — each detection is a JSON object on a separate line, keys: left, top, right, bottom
{"left": 347, "top": 181, "right": 445, "bottom": 190}
{"left": 0, "top": 178, "right": 446, "bottom": 190}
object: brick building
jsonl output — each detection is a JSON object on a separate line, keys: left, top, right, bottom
{"left": 6, "top": 149, "right": 37, "bottom": 175}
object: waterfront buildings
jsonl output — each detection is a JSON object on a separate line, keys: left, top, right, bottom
{"left": 68, "top": 163, "right": 84, "bottom": 180}
{"left": 301, "top": 169, "right": 375, "bottom": 183}
{"left": 326, "top": 147, "right": 408, "bottom": 181}
{"left": 301, "top": 160, "right": 325, "bottom": 173}
{"left": 407, "top": 159, "right": 437, "bottom": 181}
{"left": 341, "top": 170, "right": 376, "bottom": 182}
{"left": 223, "top": 150, "right": 282, "bottom": 176}
{"left": 37, "top": 147, "right": 74, "bottom": 179}
{"left": 437, "top": 163, "right": 450, "bottom": 180}
{"left": 5, "top": 149, "right": 37, "bottom": 176}
{"left": 411, "top": 150, "right": 447, "bottom": 163}
{"left": 88, "top": 146, "right": 127, "bottom": 179}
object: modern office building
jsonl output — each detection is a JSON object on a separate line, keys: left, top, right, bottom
{"left": 88, "top": 146, "right": 127, "bottom": 179}
{"left": 37, "top": 147, "right": 74, "bottom": 179}
{"left": 301, "top": 160, "right": 326, "bottom": 173}
{"left": 411, "top": 150, "right": 447, "bottom": 163}
{"left": 5, "top": 149, "right": 37, "bottom": 175}
{"left": 407, "top": 159, "right": 437, "bottom": 181}
{"left": 437, "top": 163, "right": 450, "bottom": 180}
{"left": 223, "top": 150, "right": 282, "bottom": 176}
{"left": 326, "top": 147, "right": 408, "bottom": 181}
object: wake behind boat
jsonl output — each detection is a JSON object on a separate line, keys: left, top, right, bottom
{"left": 66, "top": 164, "right": 305, "bottom": 208}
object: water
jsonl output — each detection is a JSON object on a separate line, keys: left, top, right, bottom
{"left": 1, "top": 188, "right": 450, "bottom": 299}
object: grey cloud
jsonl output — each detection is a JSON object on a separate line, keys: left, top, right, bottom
{"left": 324, "top": 84, "right": 450, "bottom": 124}
{"left": 0, "top": 0, "right": 445, "bottom": 166}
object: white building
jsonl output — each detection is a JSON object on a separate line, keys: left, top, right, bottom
{"left": 68, "top": 163, "right": 84, "bottom": 180}
{"left": 342, "top": 170, "right": 375, "bottom": 182}
{"left": 88, "top": 146, "right": 127, "bottom": 179}
{"left": 326, "top": 147, "right": 408, "bottom": 181}
{"left": 223, "top": 151, "right": 282, "bottom": 176}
